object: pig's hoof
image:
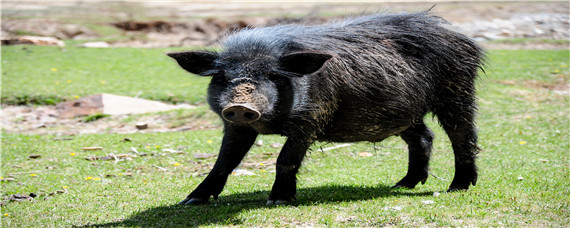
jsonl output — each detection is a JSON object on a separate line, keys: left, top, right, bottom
{"left": 391, "top": 176, "right": 427, "bottom": 189}
{"left": 447, "top": 173, "right": 477, "bottom": 192}
{"left": 179, "top": 197, "right": 208, "bottom": 205}
{"left": 266, "top": 199, "right": 289, "bottom": 206}
{"left": 447, "top": 181, "right": 473, "bottom": 192}
{"left": 446, "top": 187, "right": 468, "bottom": 192}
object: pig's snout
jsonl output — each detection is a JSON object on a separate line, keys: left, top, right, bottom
{"left": 222, "top": 104, "right": 261, "bottom": 124}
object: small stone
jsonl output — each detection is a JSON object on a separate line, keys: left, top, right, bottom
{"left": 81, "top": 41, "right": 110, "bottom": 48}
{"left": 358, "top": 151, "right": 373, "bottom": 157}
{"left": 517, "top": 176, "right": 524, "bottom": 180}
{"left": 255, "top": 140, "right": 264, "bottom": 147}
{"left": 422, "top": 200, "right": 434, "bottom": 205}
{"left": 231, "top": 169, "right": 255, "bottom": 176}
{"left": 135, "top": 123, "right": 148, "bottom": 130}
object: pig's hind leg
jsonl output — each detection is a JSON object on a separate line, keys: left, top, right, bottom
{"left": 391, "top": 121, "right": 434, "bottom": 189}
{"left": 434, "top": 96, "right": 479, "bottom": 192}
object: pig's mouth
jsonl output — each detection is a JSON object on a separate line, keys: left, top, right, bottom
{"left": 221, "top": 103, "right": 261, "bottom": 124}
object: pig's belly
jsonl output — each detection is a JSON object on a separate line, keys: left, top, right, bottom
{"left": 319, "top": 120, "right": 410, "bottom": 143}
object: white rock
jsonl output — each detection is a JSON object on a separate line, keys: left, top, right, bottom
{"left": 81, "top": 41, "right": 110, "bottom": 48}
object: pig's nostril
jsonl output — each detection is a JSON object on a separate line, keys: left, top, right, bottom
{"left": 222, "top": 104, "right": 261, "bottom": 123}
{"left": 244, "top": 112, "right": 257, "bottom": 120}
{"left": 225, "top": 111, "right": 236, "bottom": 118}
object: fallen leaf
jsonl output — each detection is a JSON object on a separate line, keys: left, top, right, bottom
{"left": 83, "top": 147, "right": 103, "bottom": 151}
{"left": 8, "top": 194, "right": 31, "bottom": 202}
{"left": 162, "top": 149, "right": 182, "bottom": 154}
{"left": 384, "top": 206, "right": 403, "bottom": 211}
{"left": 29, "top": 154, "right": 42, "bottom": 159}
{"left": 194, "top": 153, "right": 216, "bottom": 159}
{"left": 53, "top": 137, "right": 73, "bottom": 141}
{"left": 99, "top": 156, "right": 113, "bottom": 161}
{"left": 270, "top": 143, "right": 283, "bottom": 148}
{"left": 1, "top": 178, "right": 15, "bottom": 182}
{"left": 422, "top": 200, "right": 434, "bottom": 205}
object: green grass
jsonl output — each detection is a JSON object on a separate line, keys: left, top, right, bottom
{"left": 490, "top": 38, "right": 570, "bottom": 45}
{"left": 1, "top": 45, "right": 212, "bottom": 105}
{"left": 1, "top": 49, "right": 569, "bottom": 227}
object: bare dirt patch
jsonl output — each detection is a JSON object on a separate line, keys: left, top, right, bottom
{"left": 0, "top": 105, "right": 221, "bottom": 135}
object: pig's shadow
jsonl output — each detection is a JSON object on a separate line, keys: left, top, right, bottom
{"left": 82, "top": 184, "right": 432, "bottom": 227}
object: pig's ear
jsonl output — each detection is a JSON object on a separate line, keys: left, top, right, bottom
{"left": 277, "top": 52, "right": 333, "bottom": 76}
{"left": 167, "top": 51, "right": 219, "bottom": 76}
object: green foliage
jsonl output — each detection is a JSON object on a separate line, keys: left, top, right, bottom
{"left": 1, "top": 49, "right": 569, "bottom": 227}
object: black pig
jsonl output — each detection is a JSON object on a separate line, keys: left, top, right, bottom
{"left": 168, "top": 12, "right": 485, "bottom": 205}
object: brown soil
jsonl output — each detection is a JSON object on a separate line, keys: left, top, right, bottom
{"left": 0, "top": 105, "right": 221, "bottom": 135}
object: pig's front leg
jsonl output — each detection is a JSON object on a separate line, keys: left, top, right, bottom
{"left": 267, "top": 137, "right": 313, "bottom": 206}
{"left": 179, "top": 125, "right": 258, "bottom": 205}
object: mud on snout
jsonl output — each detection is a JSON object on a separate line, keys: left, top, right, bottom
{"left": 221, "top": 83, "right": 270, "bottom": 124}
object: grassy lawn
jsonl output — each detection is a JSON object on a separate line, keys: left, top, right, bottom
{"left": 1, "top": 48, "right": 569, "bottom": 227}
{"left": 1, "top": 45, "right": 212, "bottom": 105}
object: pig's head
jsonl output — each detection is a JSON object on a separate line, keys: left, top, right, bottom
{"left": 168, "top": 50, "right": 332, "bottom": 128}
